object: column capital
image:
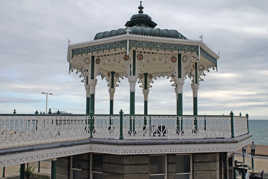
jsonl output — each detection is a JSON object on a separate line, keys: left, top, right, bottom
{"left": 109, "top": 88, "right": 115, "bottom": 100}
{"left": 143, "top": 89, "right": 150, "bottom": 101}
{"left": 175, "top": 78, "right": 184, "bottom": 94}
{"left": 89, "top": 79, "right": 97, "bottom": 94}
{"left": 128, "top": 76, "right": 137, "bottom": 92}
{"left": 85, "top": 84, "right": 90, "bottom": 97}
{"left": 191, "top": 83, "right": 199, "bottom": 97}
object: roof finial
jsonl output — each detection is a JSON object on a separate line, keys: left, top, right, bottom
{"left": 138, "top": 1, "right": 144, "bottom": 14}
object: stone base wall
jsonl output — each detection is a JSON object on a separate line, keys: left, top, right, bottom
{"left": 193, "top": 153, "right": 218, "bottom": 179}
{"left": 55, "top": 152, "right": 229, "bottom": 179}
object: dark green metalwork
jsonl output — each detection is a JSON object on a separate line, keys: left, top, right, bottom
{"left": 144, "top": 115, "right": 147, "bottom": 126}
{"left": 130, "top": 92, "right": 135, "bottom": 115}
{"left": 180, "top": 118, "right": 183, "bottom": 131}
{"left": 144, "top": 73, "right": 148, "bottom": 89}
{"left": 194, "top": 118, "right": 198, "bottom": 131}
{"left": 20, "top": 164, "right": 25, "bottom": 179}
{"left": 130, "top": 91, "right": 135, "bottom": 132}
{"left": 176, "top": 116, "right": 180, "bottom": 132}
{"left": 51, "top": 160, "right": 56, "bottom": 179}
{"left": 144, "top": 100, "right": 148, "bottom": 116}
{"left": 133, "top": 50, "right": 136, "bottom": 76}
{"left": 94, "top": 27, "right": 187, "bottom": 40}
{"left": 230, "top": 111, "right": 234, "bottom": 138}
{"left": 193, "top": 97, "right": 198, "bottom": 115}
{"left": 125, "top": 1, "right": 157, "bottom": 28}
{"left": 110, "top": 100, "right": 114, "bottom": 115}
{"left": 90, "top": 112, "right": 94, "bottom": 138}
{"left": 111, "top": 71, "right": 115, "bottom": 88}
{"left": 129, "top": 115, "right": 133, "bottom": 133}
{"left": 200, "top": 48, "right": 217, "bottom": 67}
{"left": 193, "top": 97, "right": 198, "bottom": 131}
{"left": 177, "top": 93, "right": 183, "bottom": 116}
{"left": 86, "top": 97, "right": 90, "bottom": 115}
{"left": 129, "top": 40, "right": 196, "bottom": 52}
{"left": 177, "top": 93, "right": 183, "bottom": 131}
{"left": 178, "top": 53, "right": 182, "bottom": 78}
{"left": 71, "top": 40, "right": 127, "bottom": 57}
{"left": 246, "top": 114, "right": 249, "bottom": 134}
{"left": 90, "top": 94, "right": 95, "bottom": 114}
{"left": 131, "top": 27, "right": 186, "bottom": 39}
{"left": 2, "top": 167, "right": 5, "bottom": 178}
{"left": 90, "top": 56, "right": 95, "bottom": 80}
{"left": 119, "top": 110, "right": 124, "bottom": 140}
{"left": 138, "top": 1, "right": 144, "bottom": 14}
{"left": 194, "top": 62, "right": 198, "bottom": 84}
{"left": 143, "top": 73, "right": 148, "bottom": 126}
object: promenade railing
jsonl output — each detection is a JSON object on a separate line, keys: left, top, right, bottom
{"left": 0, "top": 113, "right": 249, "bottom": 149}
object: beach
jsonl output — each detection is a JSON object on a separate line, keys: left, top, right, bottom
{"left": 236, "top": 145, "right": 268, "bottom": 176}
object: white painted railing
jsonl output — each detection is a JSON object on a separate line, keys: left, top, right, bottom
{"left": 0, "top": 114, "right": 249, "bottom": 149}
{"left": 233, "top": 116, "right": 248, "bottom": 137}
{"left": 0, "top": 115, "right": 89, "bottom": 149}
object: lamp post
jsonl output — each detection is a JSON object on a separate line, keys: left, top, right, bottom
{"left": 242, "top": 146, "right": 246, "bottom": 163}
{"left": 251, "top": 141, "right": 256, "bottom": 172}
{"left": 41, "top": 92, "right": 53, "bottom": 114}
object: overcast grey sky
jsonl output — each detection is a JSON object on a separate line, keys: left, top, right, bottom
{"left": 0, "top": 0, "right": 267, "bottom": 119}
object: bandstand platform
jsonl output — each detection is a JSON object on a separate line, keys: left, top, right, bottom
{"left": 0, "top": 2, "right": 251, "bottom": 179}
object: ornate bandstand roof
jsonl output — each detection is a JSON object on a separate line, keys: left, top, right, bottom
{"left": 67, "top": 2, "right": 219, "bottom": 88}
{"left": 94, "top": 3, "right": 187, "bottom": 40}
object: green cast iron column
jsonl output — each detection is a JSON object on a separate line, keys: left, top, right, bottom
{"left": 86, "top": 76, "right": 90, "bottom": 115}
{"left": 130, "top": 92, "right": 135, "bottom": 115}
{"left": 119, "top": 110, "right": 124, "bottom": 140}
{"left": 230, "top": 111, "right": 234, "bottom": 138}
{"left": 110, "top": 100, "right": 113, "bottom": 115}
{"left": 193, "top": 97, "right": 198, "bottom": 115}
{"left": 177, "top": 53, "right": 183, "bottom": 131}
{"left": 193, "top": 62, "right": 198, "bottom": 115}
{"left": 86, "top": 97, "right": 90, "bottom": 115}
{"left": 51, "top": 159, "right": 56, "bottom": 179}
{"left": 144, "top": 73, "right": 148, "bottom": 116}
{"left": 129, "top": 50, "right": 136, "bottom": 133}
{"left": 144, "top": 73, "right": 148, "bottom": 126}
{"left": 90, "top": 94, "right": 95, "bottom": 114}
{"left": 110, "top": 72, "right": 115, "bottom": 115}
{"left": 193, "top": 62, "right": 198, "bottom": 131}
{"left": 130, "top": 50, "right": 136, "bottom": 116}
{"left": 90, "top": 56, "right": 95, "bottom": 114}
{"left": 144, "top": 100, "right": 148, "bottom": 115}
{"left": 20, "top": 164, "right": 25, "bottom": 179}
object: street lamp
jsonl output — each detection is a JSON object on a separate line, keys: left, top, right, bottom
{"left": 41, "top": 92, "right": 53, "bottom": 114}
{"left": 251, "top": 141, "right": 256, "bottom": 172}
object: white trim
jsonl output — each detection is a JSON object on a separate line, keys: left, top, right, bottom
{"left": 68, "top": 34, "right": 219, "bottom": 60}
{"left": 0, "top": 137, "right": 250, "bottom": 167}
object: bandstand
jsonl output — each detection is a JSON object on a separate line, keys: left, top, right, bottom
{"left": 0, "top": 2, "right": 251, "bottom": 179}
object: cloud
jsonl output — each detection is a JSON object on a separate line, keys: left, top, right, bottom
{"left": 0, "top": 0, "right": 267, "bottom": 119}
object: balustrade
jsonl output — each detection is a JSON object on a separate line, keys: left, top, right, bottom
{"left": 0, "top": 114, "right": 249, "bottom": 149}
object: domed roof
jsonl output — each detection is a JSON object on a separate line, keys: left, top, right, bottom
{"left": 94, "top": 2, "right": 187, "bottom": 40}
